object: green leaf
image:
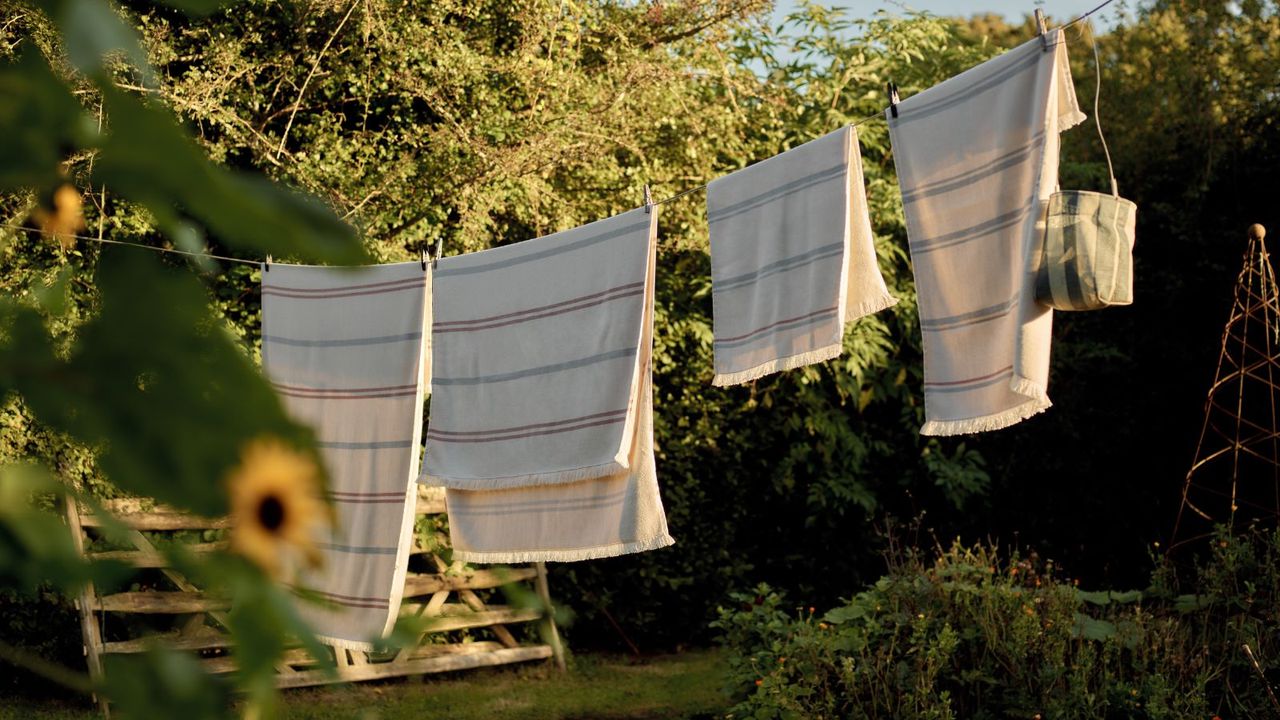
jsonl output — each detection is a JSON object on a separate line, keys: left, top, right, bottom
{"left": 103, "top": 650, "right": 230, "bottom": 720}
{"left": 32, "top": 266, "right": 74, "bottom": 316}
{"left": 0, "top": 464, "right": 133, "bottom": 594}
{"left": 8, "top": 250, "right": 316, "bottom": 516}
{"left": 823, "top": 602, "right": 869, "bottom": 625}
{"left": 1071, "top": 612, "right": 1117, "bottom": 641}
{"left": 0, "top": 49, "right": 90, "bottom": 190}
{"left": 1173, "top": 593, "right": 1215, "bottom": 613}
{"left": 48, "top": 0, "right": 154, "bottom": 82}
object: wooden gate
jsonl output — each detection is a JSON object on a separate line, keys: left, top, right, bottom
{"left": 65, "top": 484, "right": 565, "bottom": 716}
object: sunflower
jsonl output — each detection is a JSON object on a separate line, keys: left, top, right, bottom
{"left": 31, "top": 184, "right": 85, "bottom": 249}
{"left": 226, "top": 437, "right": 329, "bottom": 577}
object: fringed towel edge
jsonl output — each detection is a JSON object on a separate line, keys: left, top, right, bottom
{"left": 845, "top": 293, "right": 899, "bottom": 323}
{"left": 712, "top": 344, "right": 844, "bottom": 387}
{"left": 316, "top": 634, "right": 379, "bottom": 653}
{"left": 712, "top": 293, "right": 897, "bottom": 387}
{"left": 454, "top": 533, "right": 676, "bottom": 565}
{"left": 920, "top": 375, "right": 1051, "bottom": 436}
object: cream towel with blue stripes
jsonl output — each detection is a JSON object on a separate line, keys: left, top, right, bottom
{"left": 422, "top": 208, "right": 673, "bottom": 563}
{"left": 708, "top": 126, "right": 896, "bottom": 386}
{"left": 261, "top": 261, "right": 430, "bottom": 651}
{"left": 888, "top": 30, "right": 1086, "bottom": 435}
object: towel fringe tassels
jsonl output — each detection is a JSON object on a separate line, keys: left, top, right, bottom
{"left": 454, "top": 533, "right": 676, "bottom": 565}
{"left": 314, "top": 634, "right": 379, "bottom": 653}
{"left": 921, "top": 376, "right": 1051, "bottom": 436}
{"left": 712, "top": 293, "right": 897, "bottom": 387}
{"left": 712, "top": 344, "right": 844, "bottom": 387}
{"left": 844, "top": 293, "right": 900, "bottom": 323}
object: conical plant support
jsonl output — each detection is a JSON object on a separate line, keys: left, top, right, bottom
{"left": 1173, "top": 224, "right": 1280, "bottom": 548}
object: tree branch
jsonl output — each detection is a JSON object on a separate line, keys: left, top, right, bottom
{"left": 274, "top": 0, "right": 361, "bottom": 160}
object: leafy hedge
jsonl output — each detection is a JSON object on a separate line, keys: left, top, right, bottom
{"left": 715, "top": 528, "right": 1280, "bottom": 719}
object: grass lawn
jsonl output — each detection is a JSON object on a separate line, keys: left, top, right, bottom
{"left": 0, "top": 649, "right": 730, "bottom": 720}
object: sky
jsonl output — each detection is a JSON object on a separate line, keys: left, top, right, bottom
{"left": 771, "top": 1, "right": 1128, "bottom": 29}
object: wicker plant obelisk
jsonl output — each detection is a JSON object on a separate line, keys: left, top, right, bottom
{"left": 1173, "top": 224, "right": 1280, "bottom": 546}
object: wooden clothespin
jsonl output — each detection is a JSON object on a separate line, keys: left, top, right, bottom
{"left": 420, "top": 248, "right": 428, "bottom": 271}
{"left": 643, "top": 185, "right": 654, "bottom": 214}
{"left": 433, "top": 238, "right": 443, "bottom": 268}
{"left": 1035, "top": 9, "right": 1050, "bottom": 51}
{"left": 264, "top": 254, "right": 272, "bottom": 272}
{"left": 887, "top": 82, "right": 901, "bottom": 119}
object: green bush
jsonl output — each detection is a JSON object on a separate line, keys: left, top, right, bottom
{"left": 715, "top": 529, "right": 1280, "bottom": 719}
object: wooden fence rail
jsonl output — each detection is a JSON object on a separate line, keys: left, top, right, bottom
{"left": 65, "top": 484, "right": 565, "bottom": 718}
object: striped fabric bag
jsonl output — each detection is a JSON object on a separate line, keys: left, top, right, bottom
{"left": 261, "top": 261, "right": 430, "bottom": 650}
{"left": 1035, "top": 190, "right": 1136, "bottom": 310}
{"left": 422, "top": 207, "right": 674, "bottom": 563}
{"left": 707, "top": 126, "right": 896, "bottom": 386}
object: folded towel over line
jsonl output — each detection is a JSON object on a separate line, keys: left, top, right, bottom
{"left": 887, "top": 30, "right": 1086, "bottom": 436}
{"left": 708, "top": 125, "right": 897, "bottom": 386}
{"left": 422, "top": 207, "right": 674, "bottom": 563}
{"left": 262, "top": 261, "right": 430, "bottom": 651}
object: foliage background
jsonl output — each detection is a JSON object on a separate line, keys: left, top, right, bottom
{"left": 1, "top": 0, "right": 1279, "bottom": 704}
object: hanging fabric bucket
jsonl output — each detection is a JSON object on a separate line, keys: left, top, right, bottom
{"left": 1034, "top": 22, "right": 1137, "bottom": 311}
{"left": 1035, "top": 189, "right": 1136, "bottom": 310}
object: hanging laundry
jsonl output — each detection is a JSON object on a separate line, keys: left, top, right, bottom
{"left": 887, "top": 29, "right": 1086, "bottom": 436}
{"left": 422, "top": 208, "right": 673, "bottom": 562}
{"left": 707, "top": 125, "right": 896, "bottom": 386}
{"left": 261, "top": 261, "right": 430, "bottom": 650}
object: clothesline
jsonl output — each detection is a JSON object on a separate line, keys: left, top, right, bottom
{"left": 1, "top": 0, "right": 1118, "bottom": 269}
{"left": 0, "top": 222, "right": 262, "bottom": 266}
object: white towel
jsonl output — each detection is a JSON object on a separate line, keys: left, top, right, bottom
{"left": 423, "top": 208, "right": 673, "bottom": 563}
{"left": 708, "top": 126, "right": 896, "bottom": 386}
{"left": 261, "top": 261, "right": 430, "bottom": 650}
{"left": 423, "top": 208, "right": 654, "bottom": 490}
{"left": 444, "top": 369, "right": 672, "bottom": 564}
{"left": 887, "top": 30, "right": 1085, "bottom": 435}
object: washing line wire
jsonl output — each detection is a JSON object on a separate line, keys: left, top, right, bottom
{"left": 0, "top": 222, "right": 261, "bottom": 267}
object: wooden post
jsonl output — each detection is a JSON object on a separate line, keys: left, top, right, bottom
{"left": 534, "top": 562, "right": 566, "bottom": 672}
{"left": 63, "top": 495, "right": 110, "bottom": 719}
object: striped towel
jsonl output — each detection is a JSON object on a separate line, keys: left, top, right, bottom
{"left": 887, "top": 30, "right": 1086, "bottom": 435}
{"left": 261, "top": 261, "right": 430, "bottom": 650}
{"left": 423, "top": 208, "right": 673, "bottom": 563}
{"left": 708, "top": 126, "right": 896, "bottom": 386}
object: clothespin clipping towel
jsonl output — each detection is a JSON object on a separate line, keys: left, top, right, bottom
{"left": 433, "top": 238, "right": 443, "bottom": 269}
{"left": 643, "top": 185, "right": 654, "bottom": 214}
{"left": 420, "top": 248, "right": 428, "bottom": 271}
{"left": 264, "top": 254, "right": 272, "bottom": 272}
{"left": 1035, "top": 9, "right": 1050, "bottom": 51}
{"left": 887, "top": 82, "right": 901, "bottom": 119}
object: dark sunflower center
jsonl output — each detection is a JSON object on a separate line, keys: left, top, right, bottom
{"left": 258, "top": 494, "right": 286, "bottom": 533}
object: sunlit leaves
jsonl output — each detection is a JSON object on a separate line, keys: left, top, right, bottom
{"left": 0, "top": 49, "right": 92, "bottom": 190}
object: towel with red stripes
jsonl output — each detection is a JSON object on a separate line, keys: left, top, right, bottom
{"left": 707, "top": 125, "right": 896, "bottom": 387}
{"left": 887, "top": 30, "right": 1085, "bottom": 435}
{"left": 421, "top": 207, "right": 673, "bottom": 563}
{"left": 261, "top": 260, "right": 430, "bottom": 649}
